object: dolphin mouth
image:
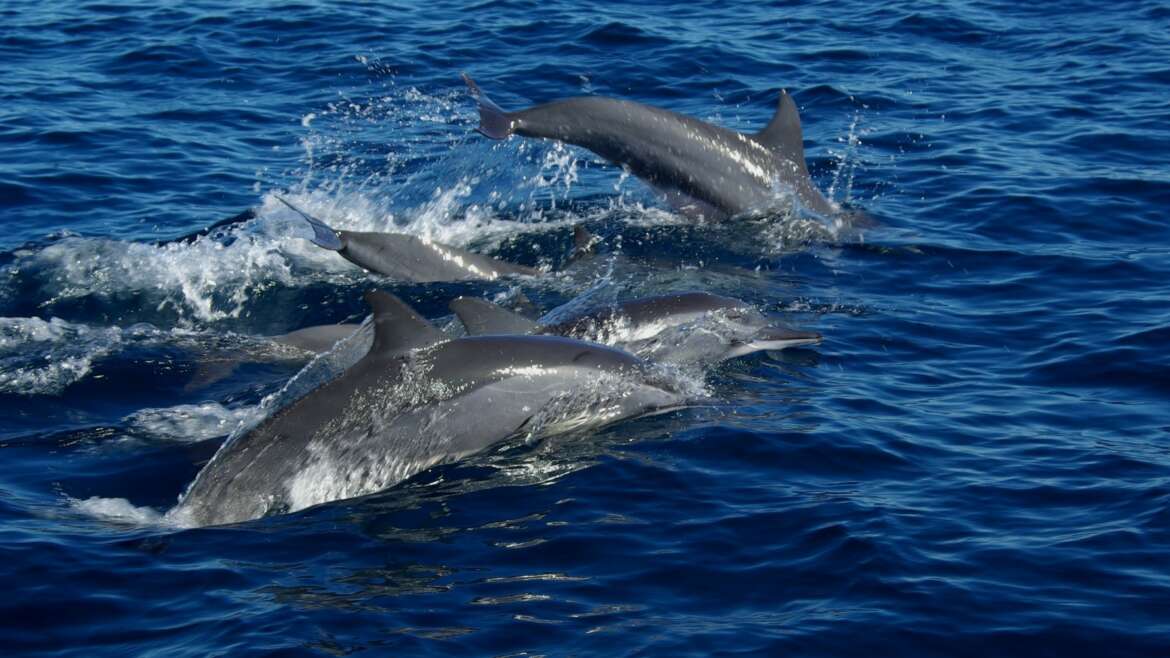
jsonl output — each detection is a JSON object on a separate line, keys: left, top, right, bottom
{"left": 746, "top": 325, "right": 822, "bottom": 350}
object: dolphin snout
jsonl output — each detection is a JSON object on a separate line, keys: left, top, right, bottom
{"left": 751, "top": 325, "right": 822, "bottom": 348}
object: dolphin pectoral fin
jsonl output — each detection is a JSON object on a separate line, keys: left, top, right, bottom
{"left": 450, "top": 297, "right": 539, "bottom": 335}
{"left": 274, "top": 194, "right": 344, "bottom": 251}
{"left": 365, "top": 291, "right": 446, "bottom": 355}
{"left": 753, "top": 90, "right": 809, "bottom": 176}
{"left": 461, "top": 72, "right": 515, "bottom": 139}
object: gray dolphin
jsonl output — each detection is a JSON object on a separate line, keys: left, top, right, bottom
{"left": 462, "top": 74, "right": 839, "bottom": 220}
{"left": 182, "top": 323, "right": 365, "bottom": 392}
{"left": 276, "top": 195, "right": 540, "bottom": 282}
{"left": 450, "top": 291, "right": 821, "bottom": 365}
{"left": 270, "top": 323, "right": 363, "bottom": 354}
{"left": 170, "top": 291, "right": 686, "bottom": 526}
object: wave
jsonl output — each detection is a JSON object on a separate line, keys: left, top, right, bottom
{"left": 0, "top": 317, "right": 146, "bottom": 395}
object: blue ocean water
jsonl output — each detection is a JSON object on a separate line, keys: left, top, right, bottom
{"left": 3, "top": 0, "right": 1170, "bottom": 654}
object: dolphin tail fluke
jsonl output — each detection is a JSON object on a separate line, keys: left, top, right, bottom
{"left": 461, "top": 72, "right": 515, "bottom": 139}
{"left": 754, "top": 90, "right": 809, "bottom": 175}
{"left": 274, "top": 194, "right": 344, "bottom": 251}
{"left": 450, "top": 297, "right": 539, "bottom": 336}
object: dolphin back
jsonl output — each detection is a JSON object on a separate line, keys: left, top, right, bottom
{"left": 450, "top": 297, "right": 539, "bottom": 335}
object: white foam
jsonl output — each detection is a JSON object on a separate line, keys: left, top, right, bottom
{"left": 13, "top": 226, "right": 299, "bottom": 324}
{"left": 125, "top": 402, "right": 259, "bottom": 443}
{"left": 0, "top": 317, "right": 128, "bottom": 395}
{"left": 72, "top": 496, "right": 167, "bottom": 526}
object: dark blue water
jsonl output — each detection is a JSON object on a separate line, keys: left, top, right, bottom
{"left": 3, "top": 1, "right": 1170, "bottom": 655}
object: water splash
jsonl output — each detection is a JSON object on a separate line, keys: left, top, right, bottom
{"left": 70, "top": 496, "right": 168, "bottom": 527}
{"left": 5, "top": 222, "right": 302, "bottom": 325}
{"left": 0, "top": 317, "right": 150, "bottom": 395}
{"left": 125, "top": 402, "right": 260, "bottom": 443}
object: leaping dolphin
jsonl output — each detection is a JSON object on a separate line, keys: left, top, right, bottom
{"left": 277, "top": 195, "right": 541, "bottom": 282}
{"left": 462, "top": 73, "right": 839, "bottom": 220}
{"left": 170, "top": 291, "right": 687, "bottom": 526}
{"left": 450, "top": 291, "right": 821, "bottom": 365}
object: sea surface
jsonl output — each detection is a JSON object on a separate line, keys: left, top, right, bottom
{"left": 3, "top": 1, "right": 1169, "bottom": 655}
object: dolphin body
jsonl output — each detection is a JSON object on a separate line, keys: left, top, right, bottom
{"left": 170, "top": 291, "right": 686, "bottom": 527}
{"left": 182, "top": 324, "right": 366, "bottom": 392}
{"left": 277, "top": 196, "right": 540, "bottom": 282}
{"left": 462, "top": 74, "right": 839, "bottom": 220}
{"left": 271, "top": 323, "right": 363, "bottom": 354}
{"left": 450, "top": 291, "right": 821, "bottom": 365}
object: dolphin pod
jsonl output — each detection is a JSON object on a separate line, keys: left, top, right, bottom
{"left": 159, "top": 77, "right": 842, "bottom": 526}
{"left": 171, "top": 291, "right": 688, "bottom": 526}
{"left": 450, "top": 292, "right": 821, "bottom": 365}
{"left": 264, "top": 291, "right": 818, "bottom": 365}
{"left": 462, "top": 73, "right": 839, "bottom": 220}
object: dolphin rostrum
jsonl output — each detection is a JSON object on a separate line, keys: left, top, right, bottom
{"left": 276, "top": 195, "right": 540, "bottom": 282}
{"left": 170, "top": 291, "right": 686, "bottom": 526}
{"left": 450, "top": 291, "right": 821, "bottom": 365}
{"left": 462, "top": 73, "right": 839, "bottom": 220}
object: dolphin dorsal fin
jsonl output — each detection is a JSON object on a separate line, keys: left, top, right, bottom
{"left": 449, "top": 297, "right": 539, "bottom": 335}
{"left": 365, "top": 291, "right": 445, "bottom": 355}
{"left": 569, "top": 225, "right": 600, "bottom": 263}
{"left": 753, "top": 90, "right": 809, "bottom": 175}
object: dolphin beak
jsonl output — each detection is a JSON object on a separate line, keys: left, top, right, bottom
{"left": 722, "top": 325, "right": 821, "bottom": 360}
{"left": 749, "top": 325, "right": 822, "bottom": 350}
